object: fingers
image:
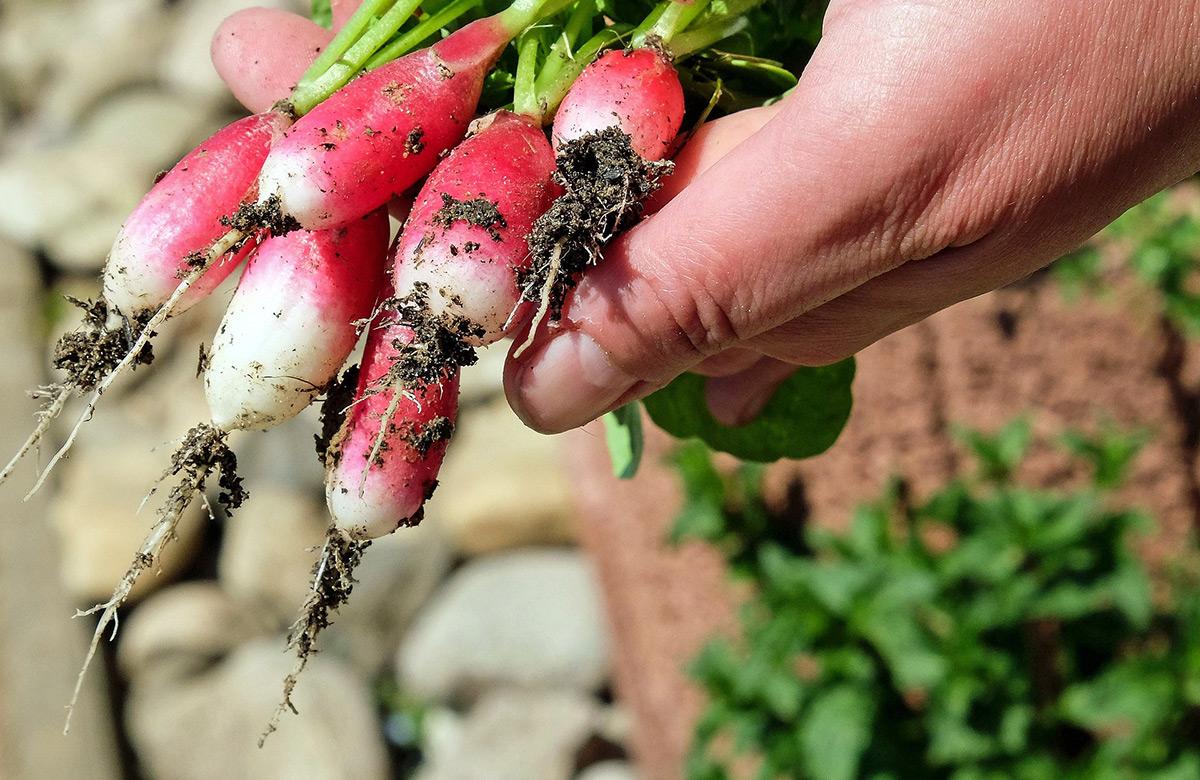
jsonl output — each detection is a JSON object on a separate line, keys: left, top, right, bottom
{"left": 211, "top": 8, "right": 332, "bottom": 113}
{"left": 705, "top": 357, "right": 799, "bottom": 427}
{"left": 503, "top": 68, "right": 954, "bottom": 433}
{"left": 331, "top": 0, "right": 363, "bottom": 31}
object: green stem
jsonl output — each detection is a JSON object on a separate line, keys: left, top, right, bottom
{"left": 560, "top": 0, "right": 596, "bottom": 48}
{"left": 496, "top": 0, "right": 578, "bottom": 38}
{"left": 513, "top": 32, "right": 541, "bottom": 118}
{"left": 365, "top": 0, "right": 484, "bottom": 70}
{"left": 533, "top": 25, "right": 625, "bottom": 122}
{"left": 669, "top": 15, "right": 748, "bottom": 59}
{"left": 635, "top": 0, "right": 711, "bottom": 47}
{"left": 297, "top": 0, "right": 397, "bottom": 88}
{"left": 629, "top": 3, "right": 667, "bottom": 43}
{"left": 292, "top": 0, "right": 424, "bottom": 114}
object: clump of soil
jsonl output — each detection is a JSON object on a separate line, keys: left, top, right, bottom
{"left": 53, "top": 297, "right": 154, "bottom": 392}
{"left": 433, "top": 193, "right": 507, "bottom": 241}
{"left": 408, "top": 415, "right": 454, "bottom": 458}
{"left": 220, "top": 193, "right": 300, "bottom": 237}
{"left": 168, "top": 423, "right": 246, "bottom": 512}
{"left": 379, "top": 281, "right": 483, "bottom": 390}
{"left": 520, "top": 126, "right": 673, "bottom": 320}
{"left": 315, "top": 364, "right": 360, "bottom": 465}
{"left": 261, "top": 529, "right": 371, "bottom": 745}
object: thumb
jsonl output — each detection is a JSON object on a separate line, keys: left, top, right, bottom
{"left": 505, "top": 71, "right": 941, "bottom": 432}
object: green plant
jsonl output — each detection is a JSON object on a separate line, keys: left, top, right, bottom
{"left": 1055, "top": 186, "right": 1200, "bottom": 334}
{"left": 675, "top": 420, "right": 1200, "bottom": 779}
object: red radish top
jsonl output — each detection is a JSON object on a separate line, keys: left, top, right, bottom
{"left": 256, "top": 17, "right": 515, "bottom": 231}
{"left": 552, "top": 47, "right": 685, "bottom": 161}
{"left": 391, "top": 111, "right": 560, "bottom": 344}
{"left": 103, "top": 111, "right": 289, "bottom": 317}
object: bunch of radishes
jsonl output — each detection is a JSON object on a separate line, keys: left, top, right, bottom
{"left": 4, "top": 0, "right": 763, "bottom": 733}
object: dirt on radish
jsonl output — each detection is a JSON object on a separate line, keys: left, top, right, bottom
{"left": 520, "top": 126, "right": 674, "bottom": 322}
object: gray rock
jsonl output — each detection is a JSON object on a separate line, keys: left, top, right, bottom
{"left": 126, "top": 639, "right": 389, "bottom": 780}
{"left": 117, "top": 582, "right": 262, "bottom": 683}
{"left": 0, "top": 89, "right": 215, "bottom": 271}
{"left": 417, "top": 688, "right": 600, "bottom": 780}
{"left": 398, "top": 549, "right": 609, "bottom": 701}
{"left": 31, "top": 0, "right": 171, "bottom": 133}
{"left": 218, "top": 483, "right": 328, "bottom": 626}
{"left": 428, "top": 399, "right": 576, "bottom": 555}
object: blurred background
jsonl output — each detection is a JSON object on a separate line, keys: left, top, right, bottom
{"left": 3, "top": 1, "right": 1200, "bottom": 779}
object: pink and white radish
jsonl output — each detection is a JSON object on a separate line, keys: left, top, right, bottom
{"left": 67, "top": 211, "right": 389, "bottom": 733}
{"left": 103, "top": 111, "right": 291, "bottom": 319}
{"left": 205, "top": 209, "right": 390, "bottom": 431}
{"left": 514, "top": 44, "right": 685, "bottom": 354}
{"left": 255, "top": 7, "right": 550, "bottom": 231}
{"left": 391, "top": 110, "right": 560, "bottom": 344}
{"left": 552, "top": 47, "right": 685, "bottom": 161}
{"left": 325, "top": 323, "right": 460, "bottom": 540}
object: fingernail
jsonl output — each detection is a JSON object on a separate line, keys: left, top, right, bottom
{"left": 510, "top": 331, "right": 636, "bottom": 433}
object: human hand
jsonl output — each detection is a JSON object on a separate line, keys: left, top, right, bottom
{"left": 504, "top": 0, "right": 1200, "bottom": 433}
{"left": 213, "top": 1, "right": 1200, "bottom": 436}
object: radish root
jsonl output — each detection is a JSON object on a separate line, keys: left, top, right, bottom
{"left": 261, "top": 529, "right": 370, "bottom": 746}
{"left": 64, "top": 424, "right": 245, "bottom": 734}
{"left": 25, "top": 227, "right": 254, "bottom": 501}
{"left": 0, "top": 386, "right": 72, "bottom": 487}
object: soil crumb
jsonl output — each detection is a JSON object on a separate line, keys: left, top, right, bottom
{"left": 315, "top": 364, "right": 360, "bottom": 465}
{"left": 406, "top": 127, "right": 425, "bottom": 156}
{"left": 433, "top": 193, "right": 507, "bottom": 241}
{"left": 261, "top": 529, "right": 371, "bottom": 746}
{"left": 220, "top": 193, "right": 300, "bottom": 237}
{"left": 520, "top": 126, "right": 673, "bottom": 320}
{"left": 53, "top": 297, "right": 154, "bottom": 391}
{"left": 378, "top": 282, "right": 483, "bottom": 390}
{"left": 408, "top": 416, "right": 454, "bottom": 458}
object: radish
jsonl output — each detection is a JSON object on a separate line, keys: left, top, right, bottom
{"left": 514, "top": 11, "right": 696, "bottom": 355}
{"left": 65, "top": 211, "right": 389, "bottom": 734}
{"left": 255, "top": 0, "right": 567, "bottom": 231}
{"left": 261, "top": 314, "right": 460, "bottom": 743}
{"left": 391, "top": 110, "right": 560, "bottom": 345}
{"left": 205, "top": 210, "right": 391, "bottom": 431}
{"left": 1, "top": 111, "right": 290, "bottom": 492}
{"left": 326, "top": 323, "right": 460, "bottom": 540}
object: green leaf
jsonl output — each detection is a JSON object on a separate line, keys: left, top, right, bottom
{"left": 643, "top": 360, "right": 855, "bottom": 462}
{"left": 602, "top": 403, "right": 645, "bottom": 479}
{"left": 311, "top": 0, "right": 333, "bottom": 28}
{"left": 1059, "top": 659, "right": 1176, "bottom": 746}
{"left": 668, "top": 442, "right": 728, "bottom": 545}
{"left": 799, "top": 684, "right": 875, "bottom": 780}
{"left": 1059, "top": 425, "right": 1149, "bottom": 490}
{"left": 955, "top": 419, "right": 1030, "bottom": 483}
